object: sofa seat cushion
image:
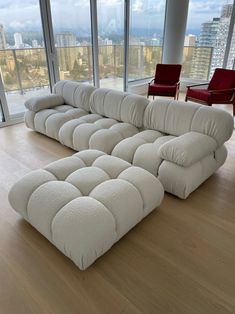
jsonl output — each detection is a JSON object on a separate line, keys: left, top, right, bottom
{"left": 187, "top": 88, "right": 233, "bottom": 103}
{"left": 25, "top": 105, "right": 90, "bottom": 140}
{"left": 59, "top": 117, "right": 139, "bottom": 153}
{"left": 8, "top": 149, "right": 164, "bottom": 270}
{"left": 112, "top": 130, "right": 176, "bottom": 176}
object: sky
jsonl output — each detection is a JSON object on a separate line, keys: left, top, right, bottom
{"left": 0, "top": 0, "right": 232, "bottom": 36}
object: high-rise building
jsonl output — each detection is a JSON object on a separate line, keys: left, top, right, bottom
{"left": 221, "top": 3, "right": 233, "bottom": 18}
{"left": 0, "top": 24, "right": 6, "bottom": 50}
{"left": 184, "top": 34, "right": 196, "bottom": 47}
{"left": 14, "top": 32, "right": 23, "bottom": 48}
{"left": 56, "top": 32, "right": 76, "bottom": 48}
{"left": 32, "top": 40, "right": 39, "bottom": 48}
{"left": 210, "top": 4, "right": 233, "bottom": 76}
{"left": 190, "top": 18, "right": 220, "bottom": 79}
{"left": 56, "top": 32, "right": 77, "bottom": 71}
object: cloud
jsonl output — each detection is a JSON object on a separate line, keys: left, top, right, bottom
{"left": 9, "top": 20, "right": 29, "bottom": 29}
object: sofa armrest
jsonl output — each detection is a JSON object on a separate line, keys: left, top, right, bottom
{"left": 159, "top": 131, "right": 217, "bottom": 167}
{"left": 25, "top": 94, "right": 64, "bottom": 112}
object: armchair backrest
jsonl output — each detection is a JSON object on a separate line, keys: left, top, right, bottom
{"left": 144, "top": 99, "right": 234, "bottom": 146}
{"left": 154, "top": 64, "right": 182, "bottom": 85}
{"left": 208, "top": 68, "right": 235, "bottom": 90}
{"left": 53, "top": 80, "right": 96, "bottom": 112}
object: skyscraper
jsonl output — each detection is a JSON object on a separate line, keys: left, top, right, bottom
{"left": 190, "top": 18, "right": 220, "bottom": 79}
{"left": 221, "top": 3, "right": 233, "bottom": 18}
{"left": 56, "top": 32, "right": 77, "bottom": 71}
{"left": 210, "top": 4, "right": 233, "bottom": 76}
{"left": 0, "top": 24, "right": 6, "bottom": 50}
{"left": 56, "top": 33, "right": 76, "bottom": 48}
{"left": 184, "top": 35, "right": 196, "bottom": 47}
{"left": 14, "top": 32, "right": 23, "bottom": 48}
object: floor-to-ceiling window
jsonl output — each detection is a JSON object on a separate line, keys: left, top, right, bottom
{"left": 128, "top": 0, "right": 166, "bottom": 83}
{"left": 0, "top": 1, "right": 49, "bottom": 121}
{"left": 97, "top": 0, "right": 124, "bottom": 90}
{"left": 182, "top": 0, "right": 234, "bottom": 80}
{"left": 50, "top": 0, "right": 93, "bottom": 83}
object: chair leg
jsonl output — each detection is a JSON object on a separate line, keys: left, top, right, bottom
{"left": 233, "top": 102, "right": 235, "bottom": 116}
{"left": 176, "top": 90, "right": 179, "bottom": 100}
{"left": 185, "top": 96, "right": 188, "bottom": 102}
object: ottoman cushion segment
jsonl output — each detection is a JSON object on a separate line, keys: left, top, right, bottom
{"left": 9, "top": 150, "right": 164, "bottom": 270}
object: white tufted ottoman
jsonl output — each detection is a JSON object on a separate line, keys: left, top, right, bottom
{"left": 9, "top": 150, "right": 164, "bottom": 270}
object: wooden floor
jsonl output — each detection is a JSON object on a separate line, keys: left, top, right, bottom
{"left": 0, "top": 122, "right": 235, "bottom": 314}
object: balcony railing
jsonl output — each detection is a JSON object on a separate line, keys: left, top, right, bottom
{"left": 0, "top": 45, "right": 214, "bottom": 96}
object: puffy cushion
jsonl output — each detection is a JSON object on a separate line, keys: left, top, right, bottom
{"left": 112, "top": 130, "right": 176, "bottom": 176}
{"left": 25, "top": 105, "right": 89, "bottom": 139}
{"left": 159, "top": 131, "right": 217, "bottom": 167}
{"left": 25, "top": 94, "right": 64, "bottom": 112}
{"left": 90, "top": 88, "right": 149, "bottom": 127}
{"left": 158, "top": 145, "right": 227, "bottom": 199}
{"left": 9, "top": 150, "right": 164, "bottom": 270}
{"left": 59, "top": 117, "right": 139, "bottom": 153}
{"left": 144, "top": 99, "right": 234, "bottom": 146}
{"left": 53, "top": 80, "right": 96, "bottom": 111}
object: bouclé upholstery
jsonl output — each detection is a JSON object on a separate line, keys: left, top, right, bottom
{"left": 24, "top": 80, "right": 234, "bottom": 198}
{"left": 9, "top": 150, "right": 164, "bottom": 270}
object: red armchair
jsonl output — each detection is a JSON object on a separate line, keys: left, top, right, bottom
{"left": 185, "top": 68, "right": 235, "bottom": 116}
{"left": 147, "top": 64, "right": 182, "bottom": 100}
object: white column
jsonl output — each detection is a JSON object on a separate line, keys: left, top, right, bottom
{"left": 162, "top": 0, "right": 189, "bottom": 64}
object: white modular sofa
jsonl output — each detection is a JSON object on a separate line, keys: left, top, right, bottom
{"left": 24, "top": 80, "right": 234, "bottom": 199}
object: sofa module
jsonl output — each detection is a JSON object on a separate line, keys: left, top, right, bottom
{"left": 9, "top": 150, "right": 164, "bottom": 270}
{"left": 24, "top": 80, "right": 96, "bottom": 140}
{"left": 112, "top": 99, "right": 234, "bottom": 199}
{"left": 59, "top": 87, "right": 149, "bottom": 153}
{"left": 24, "top": 80, "right": 149, "bottom": 153}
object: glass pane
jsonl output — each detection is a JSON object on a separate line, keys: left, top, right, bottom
{"left": 97, "top": 0, "right": 124, "bottom": 90}
{"left": 183, "top": 1, "right": 233, "bottom": 80}
{"left": 128, "top": 0, "right": 165, "bottom": 82}
{"left": 227, "top": 16, "right": 235, "bottom": 69}
{"left": 50, "top": 0, "right": 93, "bottom": 83}
{"left": 0, "top": 2, "right": 50, "bottom": 116}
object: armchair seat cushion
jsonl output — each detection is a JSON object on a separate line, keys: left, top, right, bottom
{"left": 187, "top": 88, "right": 232, "bottom": 103}
{"left": 148, "top": 82, "right": 177, "bottom": 95}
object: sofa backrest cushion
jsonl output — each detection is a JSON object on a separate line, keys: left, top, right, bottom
{"left": 144, "top": 99, "right": 234, "bottom": 146}
{"left": 90, "top": 88, "right": 149, "bottom": 128}
{"left": 53, "top": 80, "right": 96, "bottom": 112}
